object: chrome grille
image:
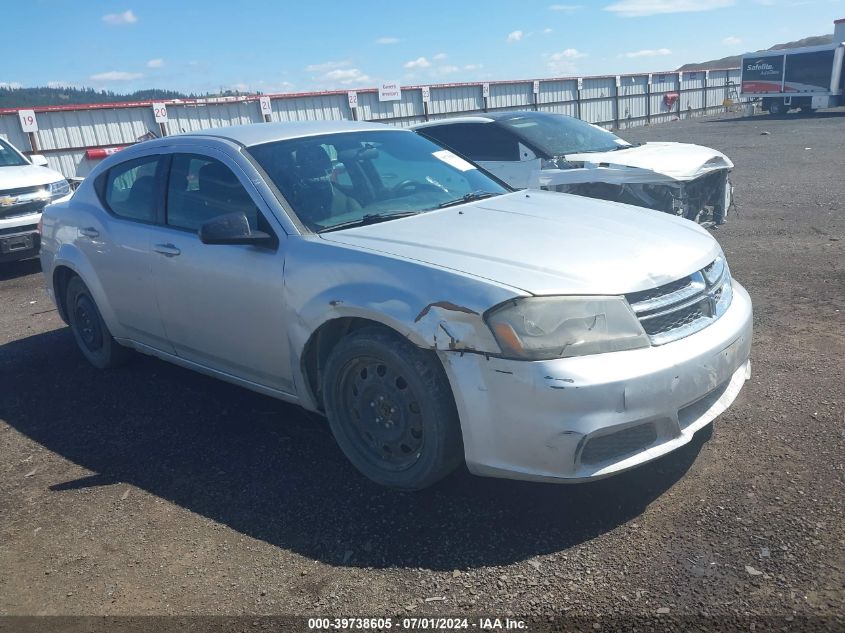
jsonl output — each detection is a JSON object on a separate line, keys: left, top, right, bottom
{"left": 626, "top": 256, "right": 732, "bottom": 345}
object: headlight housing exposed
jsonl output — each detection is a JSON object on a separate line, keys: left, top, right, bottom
{"left": 48, "top": 179, "right": 70, "bottom": 198}
{"left": 486, "top": 296, "right": 650, "bottom": 360}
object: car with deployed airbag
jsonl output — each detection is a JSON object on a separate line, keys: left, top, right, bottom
{"left": 414, "top": 111, "right": 734, "bottom": 227}
{"left": 39, "top": 120, "right": 752, "bottom": 489}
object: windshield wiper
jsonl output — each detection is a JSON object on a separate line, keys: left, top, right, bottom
{"left": 437, "top": 190, "right": 501, "bottom": 209}
{"left": 317, "top": 211, "right": 421, "bottom": 233}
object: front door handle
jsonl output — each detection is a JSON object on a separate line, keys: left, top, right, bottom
{"left": 79, "top": 227, "right": 99, "bottom": 238}
{"left": 153, "top": 243, "right": 181, "bottom": 257}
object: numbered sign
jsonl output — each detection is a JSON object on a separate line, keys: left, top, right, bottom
{"left": 347, "top": 91, "right": 359, "bottom": 108}
{"left": 259, "top": 96, "right": 272, "bottom": 116}
{"left": 532, "top": 80, "right": 540, "bottom": 94}
{"left": 577, "top": 77, "right": 583, "bottom": 91}
{"left": 421, "top": 86, "right": 431, "bottom": 103}
{"left": 647, "top": 73, "right": 653, "bottom": 85}
{"left": 482, "top": 83, "right": 490, "bottom": 98}
{"left": 18, "top": 110, "right": 38, "bottom": 133}
{"left": 615, "top": 75, "right": 622, "bottom": 88}
{"left": 152, "top": 103, "right": 168, "bottom": 123}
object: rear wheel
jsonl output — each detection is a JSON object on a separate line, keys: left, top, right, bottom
{"left": 768, "top": 99, "right": 787, "bottom": 116}
{"left": 323, "top": 327, "right": 463, "bottom": 490}
{"left": 66, "top": 276, "right": 130, "bottom": 369}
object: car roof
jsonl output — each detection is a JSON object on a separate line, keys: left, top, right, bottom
{"left": 175, "top": 119, "right": 402, "bottom": 146}
{"left": 414, "top": 111, "right": 554, "bottom": 130}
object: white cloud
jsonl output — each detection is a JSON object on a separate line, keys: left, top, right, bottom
{"left": 316, "top": 68, "right": 371, "bottom": 85}
{"left": 722, "top": 35, "right": 741, "bottom": 45}
{"left": 146, "top": 58, "right": 165, "bottom": 68}
{"left": 507, "top": 30, "right": 524, "bottom": 42}
{"left": 543, "top": 28, "right": 554, "bottom": 34}
{"left": 404, "top": 57, "right": 431, "bottom": 69}
{"left": 102, "top": 9, "right": 138, "bottom": 25}
{"left": 604, "top": 0, "right": 733, "bottom": 17}
{"left": 433, "top": 53, "right": 448, "bottom": 61}
{"left": 547, "top": 49, "right": 587, "bottom": 74}
{"left": 548, "top": 4, "right": 582, "bottom": 10}
{"left": 434, "top": 65, "right": 461, "bottom": 75}
{"left": 46, "top": 81, "right": 77, "bottom": 89}
{"left": 463, "top": 64, "right": 483, "bottom": 71}
{"left": 0, "top": 82, "right": 22, "bottom": 89}
{"left": 305, "top": 60, "right": 352, "bottom": 72}
{"left": 551, "top": 48, "right": 587, "bottom": 59}
{"left": 89, "top": 71, "right": 144, "bottom": 81}
{"left": 622, "top": 47, "right": 673, "bottom": 57}
{"left": 376, "top": 36, "right": 400, "bottom": 44}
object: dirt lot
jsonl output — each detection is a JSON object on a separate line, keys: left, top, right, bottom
{"left": 1, "top": 110, "right": 843, "bottom": 629}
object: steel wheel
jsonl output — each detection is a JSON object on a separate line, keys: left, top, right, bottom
{"left": 339, "top": 356, "right": 425, "bottom": 471}
{"left": 323, "top": 326, "right": 463, "bottom": 490}
{"left": 73, "top": 293, "right": 104, "bottom": 353}
{"left": 65, "top": 276, "right": 130, "bottom": 369}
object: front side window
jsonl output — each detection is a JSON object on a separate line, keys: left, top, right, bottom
{"left": 166, "top": 155, "right": 260, "bottom": 231}
{"left": 104, "top": 156, "right": 161, "bottom": 222}
{"left": 247, "top": 130, "right": 508, "bottom": 232}
{"left": 420, "top": 123, "right": 520, "bottom": 162}
{"left": 0, "top": 138, "right": 30, "bottom": 167}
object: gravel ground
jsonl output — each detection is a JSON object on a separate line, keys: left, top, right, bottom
{"left": 1, "top": 109, "right": 843, "bottom": 630}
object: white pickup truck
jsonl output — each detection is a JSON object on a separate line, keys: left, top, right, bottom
{"left": 0, "top": 137, "right": 71, "bottom": 263}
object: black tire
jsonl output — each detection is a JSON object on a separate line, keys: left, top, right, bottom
{"left": 65, "top": 276, "right": 130, "bottom": 369}
{"left": 768, "top": 99, "right": 787, "bottom": 116}
{"left": 322, "top": 326, "right": 463, "bottom": 490}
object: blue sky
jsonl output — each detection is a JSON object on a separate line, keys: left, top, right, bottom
{"left": 1, "top": 0, "right": 842, "bottom": 94}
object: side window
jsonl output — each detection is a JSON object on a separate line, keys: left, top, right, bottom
{"left": 166, "top": 154, "right": 260, "bottom": 232}
{"left": 422, "top": 123, "right": 520, "bottom": 162}
{"left": 104, "top": 156, "right": 161, "bottom": 222}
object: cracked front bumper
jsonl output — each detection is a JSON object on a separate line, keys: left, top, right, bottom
{"left": 439, "top": 282, "right": 752, "bottom": 483}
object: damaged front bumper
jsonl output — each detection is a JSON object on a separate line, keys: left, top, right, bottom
{"left": 438, "top": 282, "right": 752, "bottom": 483}
{"left": 541, "top": 166, "right": 734, "bottom": 227}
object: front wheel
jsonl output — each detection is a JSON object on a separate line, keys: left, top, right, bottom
{"left": 66, "top": 276, "right": 130, "bottom": 369}
{"left": 322, "top": 327, "right": 463, "bottom": 490}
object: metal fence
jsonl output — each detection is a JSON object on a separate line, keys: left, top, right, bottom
{"left": 0, "top": 68, "right": 742, "bottom": 179}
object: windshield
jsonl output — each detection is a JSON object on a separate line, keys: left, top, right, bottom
{"left": 497, "top": 112, "right": 632, "bottom": 157}
{"left": 247, "top": 130, "right": 508, "bottom": 233}
{"left": 0, "top": 139, "right": 29, "bottom": 167}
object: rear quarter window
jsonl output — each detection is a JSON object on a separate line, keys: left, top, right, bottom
{"left": 101, "top": 156, "right": 161, "bottom": 222}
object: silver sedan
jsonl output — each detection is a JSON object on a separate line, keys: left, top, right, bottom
{"left": 39, "top": 120, "right": 752, "bottom": 489}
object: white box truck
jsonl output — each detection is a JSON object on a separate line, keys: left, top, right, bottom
{"left": 740, "top": 18, "right": 845, "bottom": 114}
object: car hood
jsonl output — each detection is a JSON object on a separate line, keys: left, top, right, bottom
{"left": 0, "top": 164, "right": 65, "bottom": 191}
{"left": 319, "top": 191, "right": 720, "bottom": 296}
{"left": 564, "top": 142, "right": 733, "bottom": 181}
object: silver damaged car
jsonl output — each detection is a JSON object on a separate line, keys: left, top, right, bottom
{"left": 40, "top": 121, "right": 752, "bottom": 490}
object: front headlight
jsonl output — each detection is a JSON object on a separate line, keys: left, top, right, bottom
{"left": 48, "top": 179, "right": 70, "bottom": 198}
{"left": 485, "top": 296, "right": 650, "bottom": 360}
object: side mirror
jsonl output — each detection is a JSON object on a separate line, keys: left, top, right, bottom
{"left": 198, "top": 213, "right": 274, "bottom": 246}
{"left": 30, "top": 154, "right": 49, "bottom": 167}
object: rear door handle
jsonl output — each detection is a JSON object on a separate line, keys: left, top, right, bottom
{"left": 153, "top": 243, "right": 181, "bottom": 257}
{"left": 79, "top": 227, "right": 99, "bottom": 238}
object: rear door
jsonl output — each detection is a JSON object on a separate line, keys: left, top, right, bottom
{"left": 148, "top": 147, "right": 294, "bottom": 394}
{"left": 78, "top": 153, "right": 173, "bottom": 352}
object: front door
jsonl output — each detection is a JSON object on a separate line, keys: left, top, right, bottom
{"left": 149, "top": 151, "right": 294, "bottom": 394}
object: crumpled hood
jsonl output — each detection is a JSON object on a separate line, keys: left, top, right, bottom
{"left": 320, "top": 190, "right": 720, "bottom": 296}
{"left": 0, "top": 164, "right": 65, "bottom": 191}
{"left": 564, "top": 142, "right": 733, "bottom": 181}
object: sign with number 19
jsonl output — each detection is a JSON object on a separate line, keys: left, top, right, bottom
{"left": 19, "top": 109, "right": 38, "bottom": 133}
